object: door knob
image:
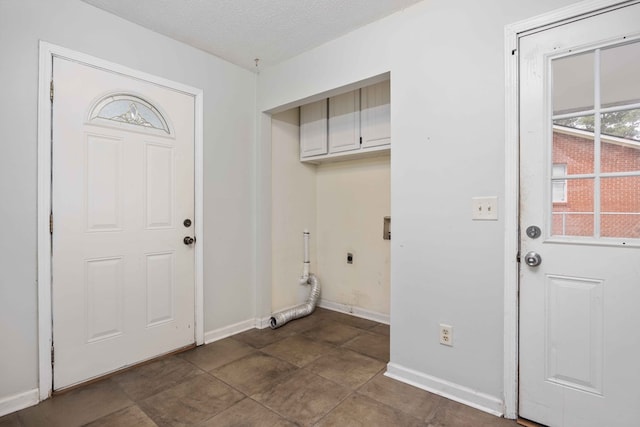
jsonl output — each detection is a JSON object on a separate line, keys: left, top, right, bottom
{"left": 183, "top": 236, "right": 195, "bottom": 245}
{"left": 524, "top": 251, "right": 542, "bottom": 267}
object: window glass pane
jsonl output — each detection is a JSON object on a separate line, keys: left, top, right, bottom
{"left": 601, "top": 177, "right": 640, "bottom": 238}
{"left": 601, "top": 42, "right": 640, "bottom": 108}
{"left": 552, "top": 178, "right": 594, "bottom": 237}
{"left": 552, "top": 119, "right": 594, "bottom": 174}
{"left": 552, "top": 52, "right": 594, "bottom": 115}
{"left": 90, "top": 94, "right": 170, "bottom": 134}
{"left": 552, "top": 164, "right": 567, "bottom": 203}
{"left": 600, "top": 109, "right": 640, "bottom": 141}
{"left": 600, "top": 118, "right": 640, "bottom": 173}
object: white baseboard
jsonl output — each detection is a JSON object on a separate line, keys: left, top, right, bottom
{"left": 0, "top": 388, "right": 39, "bottom": 417}
{"left": 217, "top": 300, "right": 389, "bottom": 339}
{"left": 255, "top": 316, "right": 272, "bottom": 329}
{"left": 204, "top": 319, "right": 256, "bottom": 344}
{"left": 317, "top": 299, "right": 390, "bottom": 325}
{"left": 385, "top": 362, "right": 504, "bottom": 417}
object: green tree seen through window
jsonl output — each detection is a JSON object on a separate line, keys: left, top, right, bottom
{"left": 554, "top": 108, "right": 640, "bottom": 141}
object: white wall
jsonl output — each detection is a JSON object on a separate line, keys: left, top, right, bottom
{"left": 270, "top": 111, "right": 391, "bottom": 317}
{"left": 0, "top": 0, "right": 255, "bottom": 406}
{"left": 316, "top": 157, "right": 391, "bottom": 317}
{"left": 271, "top": 109, "right": 318, "bottom": 310}
{"left": 257, "top": 0, "right": 579, "bottom": 411}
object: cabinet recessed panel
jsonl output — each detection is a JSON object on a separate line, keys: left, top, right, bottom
{"left": 361, "top": 80, "right": 391, "bottom": 148}
{"left": 85, "top": 257, "right": 123, "bottom": 342}
{"left": 329, "top": 90, "right": 360, "bottom": 153}
{"left": 545, "top": 275, "right": 603, "bottom": 395}
{"left": 86, "top": 134, "right": 122, "bottom": 231}
{"left": 300, "top": 99, "right": 328, "bottom": 158}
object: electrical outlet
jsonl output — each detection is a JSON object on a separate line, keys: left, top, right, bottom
{"left": 471, "top": 196, "right": 498, "bottom": 220}
{"left": 439, "top": 324, "right": 453, "bottom": 346}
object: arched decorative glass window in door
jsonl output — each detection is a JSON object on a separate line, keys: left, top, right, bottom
{"left": 89, "top": 93, "right": 171, "bottom": 134}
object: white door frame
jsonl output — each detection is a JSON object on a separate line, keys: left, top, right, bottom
{"left": 503, "top": 0, "right": 636, "bottom": 418}
{"left": 36, "top": 41, "right": 205, "bottom": 401}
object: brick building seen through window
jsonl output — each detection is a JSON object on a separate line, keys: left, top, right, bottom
{"left": 552, "top": 126, "right": 640, "bottom": 238}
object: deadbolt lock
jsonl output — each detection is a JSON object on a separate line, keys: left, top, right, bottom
{"left": 526, "top": 225, "right": 541, "bottom": 239}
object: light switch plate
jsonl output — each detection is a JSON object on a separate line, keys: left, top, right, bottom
{"left": 471, "top": 196, "right": 498, "bottom": 220}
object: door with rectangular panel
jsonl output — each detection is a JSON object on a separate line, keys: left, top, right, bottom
{"left": 519, "top": 3, "right": 640, "bottom": 426}
{"left": 52, "top": 57, "right": 195, "bottom": 389}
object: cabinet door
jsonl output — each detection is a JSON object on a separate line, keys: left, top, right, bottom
{"left": 361, "top": 80, "right": 390, "bottom": 148}
{"left": 300, "top": 99, "right": 328, "bottom": 158}
{"left": 329, "top": 90, "right": 360, "bottom": 153}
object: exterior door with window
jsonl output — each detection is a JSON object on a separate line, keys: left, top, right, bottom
{"left": 519, "top": 3, "right": 640, "bottom": 426}
{"left": 52, "top": 57, "right": 196, "bottom": 389}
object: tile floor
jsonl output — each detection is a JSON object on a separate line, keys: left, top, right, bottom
{"left": 0, "top": 308, "right": 520, "bottom": 426}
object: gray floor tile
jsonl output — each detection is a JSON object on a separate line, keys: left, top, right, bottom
{"left": 305, "top": 347, "right": 385, "bottom": 389}
{"left": 358, "top": 373, "right": 442, "bottom": 422}
{"left": 179, "top": 337, "right": 255, "bottom": 371}
{"left": 17, "top": 379, "right": 133, "bottom": 427}
{"left": 261, "top": 334, "right": 334, "bottom": 367}
{"left": 111, "top": 356, "right": 203, "bottom": 401}
{"left": 84, "top": 405, "right": 158, "bottom": 427}
{"left": 369, "top": 323, "right": 390, "bottom": 336}
{"left": 427, "top": 399, "right": 518, "bottom": 427}
{"left": 301, "top": 320, "right": 364, "bottom": 346}
{"left": 139, "top": 373, "right": 243, "bottom": 426}
{"left": 210, "top": 352, "right": 297, "bottom": 396}
{"left": 0, "top": 413, "right": 21, "bottom": 427}
{"left": 232, "top": 327, "right": 297, "bottom": 349}
{"left": 342, "top": 331, "right": 390, "bottom": 362}
{"left": 319, "top": 311, "right": 380, "bottom": 330}
{"left": 252, "top": 369, "right": 350, "bottom": 427}
{"left": 4, "top": 311, "right": 518, "bottom": 427}
{"left": 199, "top": 398, "right": 296, "bottom": 427}
{"left": 315, "top": 393, "right": 424, "bottom": 427}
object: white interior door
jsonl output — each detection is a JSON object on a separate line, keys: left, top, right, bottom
{"left": 519, "top": 3, "right": 640, "bottom": 426}
{"left": 52, "top": 57, "right": 195, "bottom": 389}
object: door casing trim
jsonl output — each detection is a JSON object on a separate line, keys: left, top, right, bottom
{"left": 37, "top": 41, "right": 205, "bottom": 401}
{"left": 503, "top": 0, "right": 638, "bottom": 418}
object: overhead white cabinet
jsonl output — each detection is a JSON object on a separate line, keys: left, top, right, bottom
{"left": 329, "top": 90, "right": 360, "bottom": 153}
{"left": 300, "top": 99, "right": 328, "bottom": 158}
{"left": 361, "top": 80, "right": 390, "bottom": 148}
{"left": 300, "top": 80, "right": 390, "bottom": 162}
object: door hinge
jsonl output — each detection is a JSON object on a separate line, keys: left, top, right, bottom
{"left": 516, "top": 251, "right": 521, "bottom": 263}
{"left": 51, "top": 343, "right": 55, "bottom": 367}
{"left": 49, "top": 212, "right": 53, "bottom": 235}
{"left": 50, "top": 80, "right": 54, "bottom": 102}
{"left": 359, "top": 136, "right": 362, "bottom": 145}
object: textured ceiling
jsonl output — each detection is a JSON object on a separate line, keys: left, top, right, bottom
{"left": 82, "top": 0, "right": 421, "bottom": 71}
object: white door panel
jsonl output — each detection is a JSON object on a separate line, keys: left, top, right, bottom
{"left": 519, "top": 3, "right": 640, "bottom": 426}
{"left": 52, "top": 57, "right": 195, "bottom": 389}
